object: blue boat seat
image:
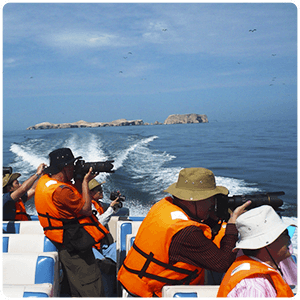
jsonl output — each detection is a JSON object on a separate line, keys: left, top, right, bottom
{"left": 3, "top": 221, "right": 44, "bottom": 234}
{"left": 3, "top": 283, "right": 53, "bottom": 298}
{"left": 116, "top": 218, "right": 144, "bottom": 272}
{"left": 3, "top": 234, "right": 57, "bottom": 253}
{"left": 162, "top": 285, "right": 220, "bottom": 297}
{"left": 3, "top": 252, "right": 60, "bottom": 297}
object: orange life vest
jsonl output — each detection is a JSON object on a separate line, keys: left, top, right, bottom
{"left": 35, "top": 174, "right": 108, "bottom": 245}
{"left": 92, "top": 200, "right": 105, "bottom": 215}
{"left": 117, "top": 197, "right": 212, "bottom": 297}
{"left": 15, "top": 199, "right": 30, "bottom": 221}
{"left": 217, "top": 255, "right": 294, "bottom": 297}
{"left": 212, "top": 221, "right": 227, "bottom": 248}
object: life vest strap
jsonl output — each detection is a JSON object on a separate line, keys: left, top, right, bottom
{"left": 122, "top": 242, "right": 200, "bottom": 285}
{"left": 37, "top": 212, "right": 107, "bottom": 239}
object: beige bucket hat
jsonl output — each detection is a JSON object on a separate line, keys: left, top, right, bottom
{"left": 164, "top": 167, "right": 228, "bottom": 201}
{"left": 3, "top": 173, "right": 21, "bottom": 189}
{"left": 88, "top": 179, "right": 105, "bottom": 191}
{"left": 233, "top": 205, "right": 296, "bottom": 251}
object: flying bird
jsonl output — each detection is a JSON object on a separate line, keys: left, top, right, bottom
{"left": 249, "top": 29, "right": 256, "bottom": 32}
{"left": 162, "top": 29, "right": 167, "bottom": 31}
{"left": 271, "top": 54, "right": 276, "bottom": 56}
{"left": 128, "top": 52, "right": 132, "bottom": 54}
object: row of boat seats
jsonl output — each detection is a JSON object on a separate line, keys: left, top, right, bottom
{"left": 3, "top": 234, "right": 57, "bottom": 253}
{"left": 3, "top": 252, "right": 60, "bottom": 297}
{"left": 161, "top": 285, "right": 220, "bottom": 297}
{"left": 3, "top": 220, "right": 44, "bottom": 234}
{"left": 3, "top": 216, "right": 122, "bottom": 239}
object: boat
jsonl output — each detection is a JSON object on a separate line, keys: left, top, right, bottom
{"left": 2, "top": 205, "right": 297, "bottom": 298}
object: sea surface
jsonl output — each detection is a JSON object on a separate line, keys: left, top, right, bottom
{"left": 3, "top": 119, "right": 297, "bottom": 251}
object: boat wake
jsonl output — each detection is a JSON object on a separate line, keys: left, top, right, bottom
{"left": 7, "top": 130, "right": 297, "bottom": 252}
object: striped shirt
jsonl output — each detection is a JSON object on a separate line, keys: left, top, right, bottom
{"left": 227, "top": 275, "right": 277, "bottom": 297}
{"left": 169, "top": 223, "right": 238, "bottom": 273}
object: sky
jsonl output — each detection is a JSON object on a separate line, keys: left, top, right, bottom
{"left": 2, "top": 2, "right": 297, "bottom": 131}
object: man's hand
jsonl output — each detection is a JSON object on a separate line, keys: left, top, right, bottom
{"left": 36, "top": 163, "right": 47, "bottom": 176}
{"left": 227, "top": 201, "right": 252, "bottom": 224}
{"left": 83, "top": 167, "right": 99, "bottom": 183}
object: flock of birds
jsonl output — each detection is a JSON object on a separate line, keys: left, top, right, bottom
{"left": 28, "top": 27, "right": 287, "bottom": 89}
{"left": 117, "top": 27, "right": 285, "bottom": 87}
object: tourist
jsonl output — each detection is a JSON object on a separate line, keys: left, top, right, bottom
{"left": 118, "top": 167, "right": 251, "bottom": 297}
{"left": 217, "top": 205, "right": 295, "bottom": 297}
{"left": 3, "top": 163, "right": 46, "bottom": 221}
{"left": 35, "top": 148, "right": 109, "bottom": 297}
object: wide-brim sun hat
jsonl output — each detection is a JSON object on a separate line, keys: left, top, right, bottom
{"left": 3, "top": 173, "right": 21, "bottom": 188}
{"left": 44, "top": 148, "right": 82, "bottom": 175}
{"left": 164, "top": 167, "right": 228, "bottom": 201}
{"left": 233, "top": 205, "right": 296, "bottom": 252}
{"left": 88, "top": 179, "right": 106, "bottom": 191}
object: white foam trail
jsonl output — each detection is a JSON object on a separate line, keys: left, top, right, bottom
{"left": 9, "top": 143, "right": 48, "bottom": 180}
{"left": 216, "top": 176, "right": 261, "bottom": 195}
{"left": 10, "top": 144, "right": 46, "bottom": 168}
{"left": 113, "top": 136, "right": 158, "bottom": 170}
{"left": 63, "top": 133, "right": 111, "bottom": 182}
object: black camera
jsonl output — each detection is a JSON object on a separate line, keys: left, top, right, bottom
{"left": 3, "top": 167, "right": 13, "bottom": 176}
{"left": 215, "top": 191, "right": 285, "bottom": 222}
{"left": 74, "top": 159, "right": 114, "bottom": 179}
{"left": 110, "top": 191, "right": 126, "bottom": 208}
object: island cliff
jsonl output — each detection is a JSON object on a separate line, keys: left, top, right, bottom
{"left": 27, "top": 114, "right": 208, "bottom": 130}
{"left": 164, "top": 114, "right": 208, "bottom": 125}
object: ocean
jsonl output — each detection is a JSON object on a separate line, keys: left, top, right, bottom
{"left": 3, "top": 119, "right": 297, "bottom": 251}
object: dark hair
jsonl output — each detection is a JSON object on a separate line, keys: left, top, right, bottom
{"left": 242, "top": 248, "right": 260, "bottom": 256}
{"left": 91, "top": 186, "right": 103, "bottom": 193}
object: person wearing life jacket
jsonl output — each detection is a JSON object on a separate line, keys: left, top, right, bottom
{"left": 88, "top": 179, "right": 121, "bottom": 297}
{"left": 35, "top": 148, "right": 109, "bottom": 297}
{"left": 89, "top": 179, "right": 121, "bottom": 228}
{"left": 217, "top": 205, "right": 296, "bottom": 297}
{"left": 117, "top": 167, "right": 251, "bottom": 297}
{"left": 2, "top": 163, "right": 46, "bottom": 221}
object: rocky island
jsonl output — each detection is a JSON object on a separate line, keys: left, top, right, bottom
{"left": 27, "top": 114, "right": 208, "bottom": 130}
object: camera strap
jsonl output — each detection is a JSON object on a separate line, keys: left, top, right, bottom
{"left": 265, "top": 247, "right": 283, "bottom": 276}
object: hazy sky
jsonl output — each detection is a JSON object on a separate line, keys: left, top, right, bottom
{"left": 3, "top": 3, "right": 297, "bottom": 130}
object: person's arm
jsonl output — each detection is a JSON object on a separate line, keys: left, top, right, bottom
{"left": 79, "top": 168, "right": 98, "bottom": 216}
{"left": 26, "top": 180, "right": 39, "bottom": 200}
{"left": 10, "top": 163, "right": 46, "bottom": 201}
{"left": 169, "top": 201, "right": 252, "bottom": 273}
{"left": 96, "top": 206, "right": 114, "bottom": 226}
{"left": 169, "top": 224, "right": 239, "bottom": 273}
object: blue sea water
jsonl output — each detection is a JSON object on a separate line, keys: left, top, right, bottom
{"left": 3, "top": 119, "right": 297, "bottom": 249}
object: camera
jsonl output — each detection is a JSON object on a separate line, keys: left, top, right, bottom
{"left": 74, "top": 159, "right": 114, "bottom": 179}
{"left": 3, "top": 167, "right": 13, "bottom": 176}
{"left": 215, "top": 191, "right": 285, "bottom": 222}
{"left": 110, "top": 191, "right": 126, "bottom": 208}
